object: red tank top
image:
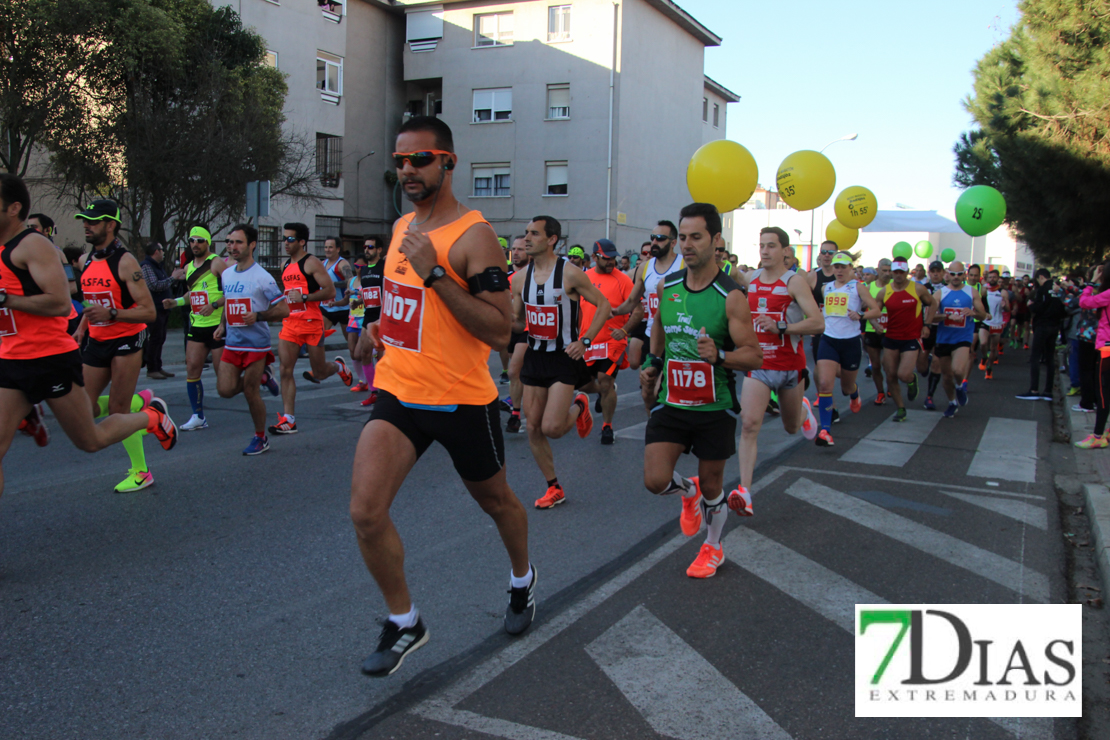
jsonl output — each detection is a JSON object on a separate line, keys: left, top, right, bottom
{"left": 882, "top": 284, "right": 924, "bottom": 340}
{"left": 281, "top": 254, "right": 323, "bottom": 325}
{"left": 748, "top": 269, "right": 805, "bottom": 371}
{"left": 80, "top": 247, "right": 145, "bottom": 341}
{"left": 0, "top": 230, "right": 79, "bottom": 360}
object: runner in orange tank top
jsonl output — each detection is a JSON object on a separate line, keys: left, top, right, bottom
{"left": 268, "top": 221, "right": 352, "bottom": 435}
{"left": 0, "top": 180, "right": 177, "bottom": 502}
{"left": 350, "top": 117, "right": 534, "bottom": 678}
{"left": 72, "top": 198, "right": 170, "bottom": 493}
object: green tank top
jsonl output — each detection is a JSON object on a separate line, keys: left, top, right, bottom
{"left": 865, "top": 281, "right": 886, "bottom": 333}
{"left": 655, "top": 268, "right": 741, "bottom": 412}
{"left": 186, "top": 253, "right": 224, "bottom": 328}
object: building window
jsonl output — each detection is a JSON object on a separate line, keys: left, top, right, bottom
{"left": 713, "top": 103, "right": 719, "bottom": 128}
{"left": 545, "top": 161, "right": 568, "bottom": 196}
{"left": 318, "top": 0, "right": 342, "bottom": 21}
{"left": 263, "top": 50, "right": 278, "bottom": 69}
{"left": 546, "top": 84, "right": 570, "bottom": 120}
{"left": 316, "top": 133, "right": 342, "bottom": 188}
{"left": 317, "top": 51, "right": 343, "bottom": 101}
{"left": 257, "top": 225, "right": 280, "bottom": 270}
{"left": 548, "top": 5, "right": 571, "bottom": 42}
{"left": 474, "top": 12, "right": 512, "bottom": 47}
{"left": 473, "top": 164, "right": 511, "bottom": 197}
{"left": 314, "top": 216, "right": 342, "bottom": 256}
{"left": 473, "top": 88, "right": 512, "bottom": 123}
{"left": 702, "top": 97, "right": 708, "bottom": 122}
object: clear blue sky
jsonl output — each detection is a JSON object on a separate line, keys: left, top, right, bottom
{"left": 681, "top": 0, "right": 1020, "bottom": 214}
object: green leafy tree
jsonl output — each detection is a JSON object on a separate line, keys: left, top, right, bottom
{"left": 49, "top": 0, "right": 320, "bottom": 249}
{"left": 956, "top": 0, "right": 1110, "bottom": 267}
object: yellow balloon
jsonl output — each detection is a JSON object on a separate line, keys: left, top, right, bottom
{"left": 834, "top": 185, "right": 878, "bottom": 229}
{"left": 686, "top": 140, "right": 759, "bottom": 213}
{"left": 776, "top": 150, "right": 836, "bottom": 211}
{"left": 825, "top": 219, "right": 858, "bottom": 250}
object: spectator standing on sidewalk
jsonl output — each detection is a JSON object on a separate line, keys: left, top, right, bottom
{"left": 1075, "top": 261, "right": 1110, "bottom": 448}
{"left": 1071, "top": 266, "right": 1100, "bottom": 414}
{"left": 141, "top": 243, "right": 175, "bottom": 379}
{"left": 1018, "top": 268, "right": 1067, "bottom": 401}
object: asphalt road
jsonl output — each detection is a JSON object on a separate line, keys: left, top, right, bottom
{"left": 0, "top": 341, "right": 1076, "bottom": 740}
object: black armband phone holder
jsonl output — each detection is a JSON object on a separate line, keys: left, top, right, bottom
{"left": 468, "top": 266, "right": 511, "bottom": 294}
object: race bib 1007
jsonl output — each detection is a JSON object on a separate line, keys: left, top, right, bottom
{"left": 380, "top": 279, "right": 425, "bottom": 352}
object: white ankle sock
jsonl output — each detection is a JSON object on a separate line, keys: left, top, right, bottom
{"left": 510, "top": 565, "right": 533, "bottom": 589}
{"left": 388, "top": 605, "right": 419, "bottom": 629}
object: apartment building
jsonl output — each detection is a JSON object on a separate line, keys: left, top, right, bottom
{"left": 396, "top": 0, "right": 737, "bottom": 254}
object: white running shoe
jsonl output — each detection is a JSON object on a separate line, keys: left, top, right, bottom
{"left": 181, "top": 414, "right": 209, "bottom": 431}
{"left": 800, "top": 397, "right": 818, "bottom": 440}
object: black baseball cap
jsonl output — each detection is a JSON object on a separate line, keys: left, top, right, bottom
{"left": 593, "top": 238, "right": 618, "bottom": 257}
{"left": 74, "top": 199, "right": 121, "bottom": 223}
{"left": 929, "top": 260, "right": 944, "bottom": 271}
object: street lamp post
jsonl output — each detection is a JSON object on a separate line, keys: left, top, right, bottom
{"left": 809, "top": 133, "right": 858, "bottom": 266}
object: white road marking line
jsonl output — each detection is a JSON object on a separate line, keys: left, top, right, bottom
{"left": 838, "top": 409, "right": 943, "bottom": 466}
{"left": 937, "top": 490, "right": 1047, "bottom": 531}
{"left": 412, "top": 469, "right": 793, "bottom": 736}
{"left": 721, "top": 527, "right": 1053, "bottom": 739}
{"left": 723, "top": 527, "right": 881, "bottom": 632}
{"left": 783, "top": 478, "right": 1048, "bottom": 602}
{"left": 264, "top": 386, "right": 355, "bottom": 403}
{"left": 778, "top": 467, "right": 1042, "bottom": 500}
{"left": 586, "top": 606, "right": 793, "bottom": 740}
{"left": 968, "top": 417, "right": 1038, "bottom": 483}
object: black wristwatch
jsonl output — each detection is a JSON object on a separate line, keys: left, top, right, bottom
{"left": 714, "top": 348, "right": 726, "bottom": 367}
{"left": 424, "top": 265, "right": 447, "bottom": 288}
{"left": 581, "top": 337, "right": 591, "bottom": 348}
{"left": 0, "top": 292, "right": 8, "bottom": 307}
{"left": 109, "top": 308, "right": 118, "bottom": 321}
{"left": 645, "top": 353, "right": 664, "bottom": 371}
{"left": 776, "top": 320, "right": 788, "bottom": 336}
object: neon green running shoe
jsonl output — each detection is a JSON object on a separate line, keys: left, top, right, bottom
{"left": 115, "top": 469, "right": 154, "bottom": 493}
{"left": 1074, "top": 434, "right": 1108, "bottom": 450}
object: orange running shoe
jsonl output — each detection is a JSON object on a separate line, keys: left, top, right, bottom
{"left": 534, "top": 484, "right": 565, "bottom": 509}
{"left": 680, "top": 476, "right": 703, "bottom": 536}
{"left": 350, "top": 381, "right": 369, "bottom": 393}
{"left": 335, "top": 357, "right": 353, "bottom": 387}
{"left": 573, "top": 392, "right": 593, "bottom": 438}
{"left": 815, "top": 429, "right": 835, "bottom": 447}
{"left": 874, "top": 392, "right": 886, "bottom": 406}
{"left": 978, "top": 360, "right": 987, "bottom": 371}
{"left": 727, "top": 486, "right": 753, "bottom": 516}
{"left": 686, "top": 542, "right": 724, "bottom": 578}
{"left": 985, "top": 369, "right": 993, "bottom": 380}
{"left": 143, "top": 397, "right": 178, "bottom": 451}
{"left": 849, "top": 395, "right": 862, "bottom": 414}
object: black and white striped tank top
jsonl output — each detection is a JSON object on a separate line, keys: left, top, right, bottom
{"left": 522, "top": 257, "right": 579, "bottom": 352}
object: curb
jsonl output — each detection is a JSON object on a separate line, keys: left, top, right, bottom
{"left": 1084, "top": 483, "right": 1110, "bottom": 598}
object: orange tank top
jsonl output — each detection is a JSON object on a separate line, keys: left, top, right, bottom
{"left": 0, "top": 230, "right": 79, "bottom": 360}
{"left": 374, "top": 210, "right": 498, "bottom": 406}
{"left": 80, "top": 247, "right": 146, "bottom": 341}
{"left": 281, "top": 255, "right": 323, "bottom": 325}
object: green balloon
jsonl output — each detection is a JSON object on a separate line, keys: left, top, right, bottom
{"left": 941, "top": 248, "right": 956, "bottom": 262}
{"left": 914, "top": 240, "right": 933, "bottom": 259}
{"left": 955, "top": 185, "right": 1006, "bottom": 237}
{"left": 892, "top": 241, "right": 913, "bottom": 260}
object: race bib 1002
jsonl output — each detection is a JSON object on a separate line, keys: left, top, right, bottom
{"left": 525, "top": 303, "right": 559, "bottom": 341}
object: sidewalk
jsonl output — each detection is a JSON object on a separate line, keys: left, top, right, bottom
{"left": 1063, "top": 370, "right": 1110, "bottom": 596}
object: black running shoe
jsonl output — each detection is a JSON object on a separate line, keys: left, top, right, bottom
{"left": 361, "top": 618, "right": 429, "bottom": 677}
{"left": 504, "top": 565, "right": 537, "bottom": 636}
{"left": 600, "top": 424, "right": 614, "bottom": 445}
{"left": 865, "top": 365, "right": 873, "bottom": 378}
{"left": 506, "top": 414, "right": 522, "bottom": 434}
{"left": 831, "top": 407, "right": 841, "bottom": 424}
{"left": 303, "top": 370, "right": 321, "bottom": 384}
{"left": 499, "top": 371, "right": 509, "bottom": 385}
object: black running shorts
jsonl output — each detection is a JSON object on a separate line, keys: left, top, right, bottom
{"left": 81, "top": 329, "right": 148, "bottom": 368}
{"left": 934, "top": 341, "right": 971, "bottom": 358}
{"left": 644, "top": 405, "right": 737, "bottom": 460}
{"left": 186, "top": 323, "right": 225, "bottom": 350}
{"left": 368, "top": 390, "right": 505, "bottom": 482}
{"left": 0, "top": 350, "right": 85, "bottom": 404}
{"left": 521, "top": 349, "right": 590, "bottom": 389}
{"left": 508, "top": 330, "right": 528, "bottom": 351}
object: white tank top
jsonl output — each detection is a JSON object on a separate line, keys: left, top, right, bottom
{"left": 522, "top": 257, "right": 578, "bottom": 352}
{"left": 821, "top": 279, "right": 863, "bottom": 339}
{"left": 984, "top": 288, "right": 1004, "bottom": 328}
{"left": 641, "top": 253, "right": 685, "bottom": 337}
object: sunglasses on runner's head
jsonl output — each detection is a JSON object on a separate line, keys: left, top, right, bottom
{"left": 650, "top": 233, "right": 671, "bottom": 242}
{"left": 392, "top": 150, "right": 452, "bottom": 169}
{"left": 188, "top": 237, "right": 207, "bottom": 244}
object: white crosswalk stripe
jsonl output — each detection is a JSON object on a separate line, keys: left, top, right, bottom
{"left": 968, "top": 417, "right": 1038, "bottom": 482}
{"left": 937, "top": 489, "right": 1048, "bottom": 530}
{"left": 838, "top": 409, "right": 943, "bottom": 466}
{"left": 783, "top": 477, "right": 1049, "bottom": 602}
{"left": 587, "top": 606, "right": 793, "bottom": 740}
